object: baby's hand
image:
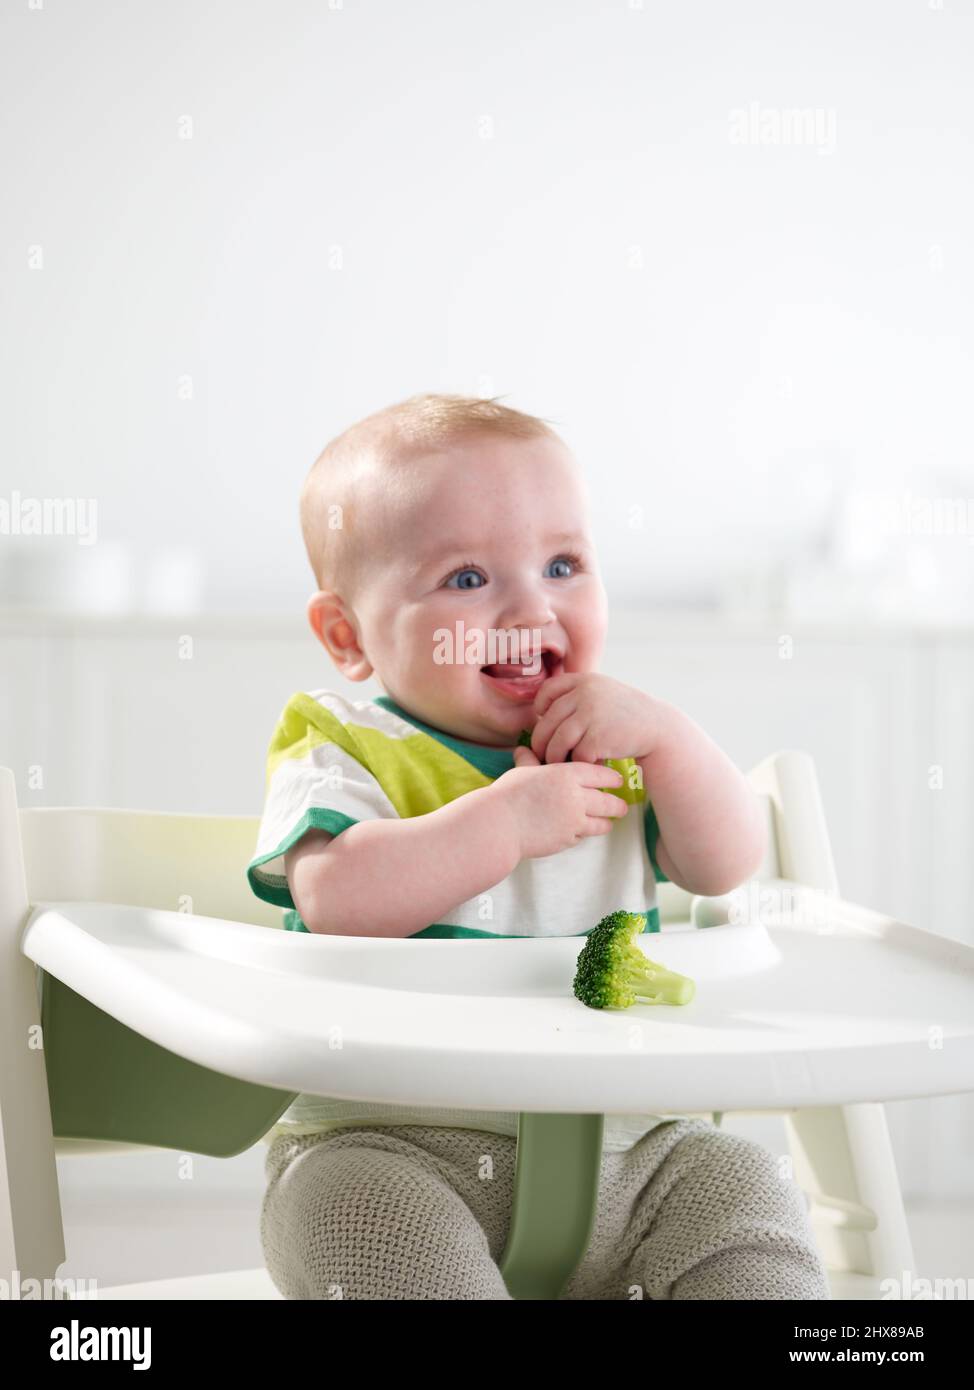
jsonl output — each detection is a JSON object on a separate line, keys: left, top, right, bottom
{"left": 527, "top": 671, "right": 661, "bottom": 765}
{"left": 491, "top": 744, "right": 628, "bottom": 860}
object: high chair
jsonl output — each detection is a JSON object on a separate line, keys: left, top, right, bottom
{"left": 2, "top": 751, "right": 972, "bottom": 1301}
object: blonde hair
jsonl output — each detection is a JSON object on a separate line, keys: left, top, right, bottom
{"left": 299, "top": 392, "right": 563, "bottom": 601}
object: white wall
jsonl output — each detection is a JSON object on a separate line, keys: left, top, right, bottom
{"left": 2, "top": 0, "right": 973, "bottom": 618}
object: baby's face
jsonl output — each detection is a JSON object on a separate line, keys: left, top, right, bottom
{"left": 351, "top": 431, "right": 608, "bottom": 748}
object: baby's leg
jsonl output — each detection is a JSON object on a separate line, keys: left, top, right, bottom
{"left": 261, "top": 1125, "right": 517, "bottom": 1300}
{"left": 623, "top": 1119, "right": 831, "bottom": 1300}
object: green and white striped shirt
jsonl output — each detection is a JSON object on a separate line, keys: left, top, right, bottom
{"left": 247, "top": 689, "right": 674, "bottom": 1149}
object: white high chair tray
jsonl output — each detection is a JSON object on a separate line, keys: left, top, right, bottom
{"left": 22, "top": 880, "right": 974, "bottom": 1115}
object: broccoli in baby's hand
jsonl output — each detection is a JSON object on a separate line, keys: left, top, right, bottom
{"left": 601, "top": 757, "right": 645, "bottom": 804}
{"left": 515, "top": 730, "right": 646, "bottom": 804}
{"left": 573, "top": 910, "right": 696, "bottom": 1010}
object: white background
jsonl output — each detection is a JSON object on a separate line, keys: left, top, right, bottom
{"left": 2, "top": 0, "right": 973, "bottom": 619}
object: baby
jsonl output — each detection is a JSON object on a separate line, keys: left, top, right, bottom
{"left": 247, "top": 392, "right": 830, "bottom": 1300}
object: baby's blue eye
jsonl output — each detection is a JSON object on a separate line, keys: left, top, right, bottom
{"left": 443, "top": 553, "right": 581, "bottom": 588}
{"left": 446, "top": 567, "right": 485, "bottom": 590}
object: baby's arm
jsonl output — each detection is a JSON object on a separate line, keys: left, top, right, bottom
{"left": 638, "top": 700, "right": 766, "bottom": 898}
{"left": 286, "top": 756, "right": 627, "bottom": 936}
{"left": 285, "top": 782, "right": 519, "bottom": 937}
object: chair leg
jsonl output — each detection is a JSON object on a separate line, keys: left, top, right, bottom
{"left": 784, "top": 1103, "right": 915, "bottom": 1281}
{"left": 0, "top": 768, "right": 66, "bottom": 1294}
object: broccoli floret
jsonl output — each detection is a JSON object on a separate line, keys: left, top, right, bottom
{"left": 516, "top": 731, "right": 645, "bottom": 805}
{"left": 573, "top": 910, "right": 696, "bottom": 1009}
{"left": 601, "top": 756, "right": 646, "bottom": 804}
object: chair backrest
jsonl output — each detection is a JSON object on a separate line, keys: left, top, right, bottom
{"left": 5, "top": 787, "right": 295, "bottom": 1158}
{"left": 19, "top": 806, "right": 282, "bottom": 928}
{"left": 746, "top": 749, "right": 839, "bottom": 896}
{"left": 18, "top": 792, "right": 787, "bottom": 927}
{"left": 656, "top": 790, "right": 782, "bottom": 922}
{"left": 19, "top": 746, "right": 827, "bottom": 927}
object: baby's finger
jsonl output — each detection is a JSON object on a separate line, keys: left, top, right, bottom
{"left": 513, "top": 744, "right": 541, "bottom": 767}
{"left": 587, "top": 790, "right": 630, "bottom": 818}
{"left": 580, "top": 816, "right": 618, "bottom": 837}
{"left": 574, "top": 761, "right": 625, "bottom": 788}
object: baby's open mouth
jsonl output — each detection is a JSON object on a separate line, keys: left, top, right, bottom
{"left": 480, "top": 649, "right": 559, "bottom": 681}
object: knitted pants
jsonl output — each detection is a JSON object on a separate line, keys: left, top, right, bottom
{"left": 260, "top": 1117, "right": 830, "bottom": 1300}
